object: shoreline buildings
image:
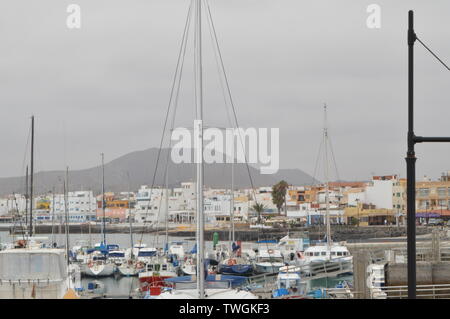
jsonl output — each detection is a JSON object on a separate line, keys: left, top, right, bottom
{"left": 2, "top": 172, "right": 450, "bottom": 226}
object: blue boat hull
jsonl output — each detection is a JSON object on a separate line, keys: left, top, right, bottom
{"left": 218, "top": 264, "right": 253, "bottom": 276}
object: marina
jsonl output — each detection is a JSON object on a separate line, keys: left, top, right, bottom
{"left": 0, "top": 0, "right": 448, "bottom": 305}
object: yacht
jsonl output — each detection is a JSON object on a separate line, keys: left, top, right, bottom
{"left": 138, "top": 256, "right": 179, "bottom": 294}
{"left": 0, "top": 240, "right": 78, "bottom": 299}
{"left": 272, "top": 265, "right": 308, "bottom": 299}
{"left": 254, "top": 249, "right": 285, "bottom": 274}
{"left": 81, "top": 250, "right": 115, "bottom": 277}
{"left": 155, "top": 276, "right": 257, "bottom": 299}
{"left": 218, "top": 257, "right": 253, "bottom": 276}
{"left": 297, "top": 243, "right": 353, "bottom": 276}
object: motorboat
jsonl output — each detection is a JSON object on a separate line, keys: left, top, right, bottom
{"left": 254, "top": 249, "right": 285, "bottom": 274}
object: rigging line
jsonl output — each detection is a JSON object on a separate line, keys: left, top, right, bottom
{"left": 205, "top": 0, "right": 267, "bottom": 251}
{"left": 204, "top": 0, "right": 275, "bottom": 254}
{"left": 204, "top": 0, "right": 258, "bottom": 204}
{"left": 128, "top": 0, "right": 194, "bottom": 298}
{"left": 310, "top": 136, "right": 324, "bottom": 187}
{"left": 416, "top": 36, "right": 450, "bottom": 71}
{"left": 19, "top": 125, "right": 32, "bottom": 193}
{"left": 327, "top": 133, "right": 341, "bottom": 182}
{"left": 140, "top": 0, "right": 192, "bottom": 237}
{"left": 204, "top": 4, "right": 233, "bottom": 128}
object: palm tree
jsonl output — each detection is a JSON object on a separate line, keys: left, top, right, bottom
{"left": 252, "top": 202, "right": 266, "bottom": 224}
{"left": 272, "top": 180, "right": 289, "bottom": 215}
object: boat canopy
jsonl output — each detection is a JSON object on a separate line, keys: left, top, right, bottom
{"left": 108, "top": 251, "right": 125, "bottom": 258}
{"left": 0, "top": 249, "right": 66, "bottom": 281}
{"left": 107, "top": 244, "right": 120, "bottom": 251}
{"left": 138, "top": 250, "right": 157, "bottom": 257}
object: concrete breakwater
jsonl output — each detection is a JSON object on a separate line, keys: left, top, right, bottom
{"left": 5, "top": 224, "right": 434, "bottom": 242}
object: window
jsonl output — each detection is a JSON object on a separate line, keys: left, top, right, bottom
{"left": 314, "top": 252, "right": 319, "bottom": 256}
{"left": 321, "top": 252, "right": 326, "bottom": 256}
{"left": 337, "top": 252, "right": 343, "bottom": 256}
{"left": 438, "top": 187, "right": 447, "bottom": 197}
{"left": 417, "top": 188, "right": 429, "bottom": 197}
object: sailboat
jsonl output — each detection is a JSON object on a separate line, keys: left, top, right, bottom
{"left": 218, "top": 166, "right": 254, "bottom": 276}
{"left": 156, "top": 0, "right": 256, "bottom": 299}
{"left": 297, "top": 105, "right": 352, "bottom": 276}
{"left": 118, "top": 175, "right": 140, "bottom": 276}
{"left": 81, "top": 153, "right": 115, "bottom": 277}
{"left": 0, "top": 116, "right": 79, "bottom": 299}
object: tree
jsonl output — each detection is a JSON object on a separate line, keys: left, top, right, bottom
{"left": 252, "top": 202, "right": 266, "bottom": 224}
{"left": 272, "top": 180, "right": 289, "bottom": 215}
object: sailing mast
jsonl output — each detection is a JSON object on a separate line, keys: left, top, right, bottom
{"left": 101, "top": 153, "right": 106, "bottom": 246}
{"left": 194, "top": 0, "right": 205, "bottom": 300}
{"left": 29, "top": 116, "right": 34, "bottom": 238}
{"left": 25, "top": 165, "right": 28, "bottom": 230}
{"left": 164, "top": 166, "right": 169, "bottom": 251}
{"left": 323, "top": 104, "right": 331, "bottom": 252}
{"left": 127, "top": 172, "right": 134, "bottom": 254}
{"left": 64, "top": 167, "right": 70, "bottom": 265}
{"left": 88, "top": 191, "right": 92, "bottom": 246}
{"left": 51, "top": 187, "right": 55, "bottom": 245}
{"left": 229, "top": 163, "right": 235, "bottom": 252}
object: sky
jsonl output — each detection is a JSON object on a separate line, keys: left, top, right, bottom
{"left": 0, "top": 0, "right": 449, "bottom": 182}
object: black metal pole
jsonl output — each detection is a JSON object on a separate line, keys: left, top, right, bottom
{"left": 29, "top": 115, "right": 34, "bottom": 238}
{"left": 406, "top": 10, "right": 417, "bottom": 299}
{"left": 25, "top": 165, "right": 28, "bottom": 226}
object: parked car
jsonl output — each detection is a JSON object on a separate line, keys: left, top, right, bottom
{"left": 427, "top": 218, "right": 444, "bottom": 226}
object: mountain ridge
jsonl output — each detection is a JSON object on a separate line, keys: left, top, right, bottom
{"left": 0, "top": 148, "right": 318, "bottom": 195}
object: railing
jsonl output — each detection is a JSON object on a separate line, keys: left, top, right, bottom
{"left": 300, "top": 258, "right": 353, "bottom": 279}
{"left": 382, "top": 284, "right": 450, "bottom": 299}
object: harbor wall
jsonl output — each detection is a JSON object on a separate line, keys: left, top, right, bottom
{"left": 386, "top": 262, "right": 450, "bottom": 286}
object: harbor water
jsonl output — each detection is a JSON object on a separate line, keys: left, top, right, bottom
{"left": 0, "top": 231, "right": 353, "bottom": 297}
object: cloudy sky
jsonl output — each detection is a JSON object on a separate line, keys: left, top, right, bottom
{"left": 0, "top": 0, "right": 449, "bottom": 181}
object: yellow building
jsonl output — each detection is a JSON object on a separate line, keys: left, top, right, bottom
{"left": 399, "top": 177, "right": 450, "bottom": 211}
{"left": 344, "top": 206, "right": 396, "bottom": 226}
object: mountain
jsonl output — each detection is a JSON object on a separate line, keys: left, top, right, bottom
{"left": 0, "top": 148, "right": 318, "bottom": 195}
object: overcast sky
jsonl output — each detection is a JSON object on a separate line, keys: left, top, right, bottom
{"left": 0, "top": 0, "right": 449, "bottom": 182}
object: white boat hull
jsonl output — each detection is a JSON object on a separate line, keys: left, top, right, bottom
{"left": 254, "top": 262, "right": 284, "bottom": 274}
{"left": 82, "top": 263, "right": 115, "bottom": 277}
{"left": 155, "top": 288, "right": 258, "bottom": 299}
{"left": 118, "top": 264, "right": 139, "bottom": 276}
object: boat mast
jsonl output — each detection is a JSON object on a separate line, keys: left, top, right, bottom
{"left": 164, "top": 165, "right": 169, "bottom": 251}
{"left": 88, "top": 191, "right": 92, "bottom": 246}
{"left": 29, "top": 115, "right": 34, "bottom": 238}
{"left": 127, "top": 172, "right": 134, "bottom": 255}
{"left": 323, "top": 104, "right": 331, "bottom": 252}
{"left": 194, "top": 0, "right": 205, "bottom": 299}
{"left": 51, "top": 187, "right": 55, "bottom": 245}
{"left": 101, "top": 153, "right": 106, "bottom": 246}
{"left": 64, "top": 167, "right": 70, "bottom": 265}
{"left": 229, "top": 162, "right": 235, "bottom": 252}
{"left": 25, "top": 165, "right": 28, "bottom": 230}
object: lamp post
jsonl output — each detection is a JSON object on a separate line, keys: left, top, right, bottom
{"left": 355, "top": 198, "right": 360, "bottom": 227}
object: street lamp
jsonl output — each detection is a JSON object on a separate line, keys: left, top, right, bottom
{"left": 355, "top": 198, "right": 360, "bottom": 227}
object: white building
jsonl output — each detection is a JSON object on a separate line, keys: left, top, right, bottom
{"left": 48, "top": 191, "right": 97, "bottom": 223}
{"left": 0, "top": 194, "right": 27, "bottom": 216}
{"left": 133, "top": 185, "right": 172, "bottom": 224}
